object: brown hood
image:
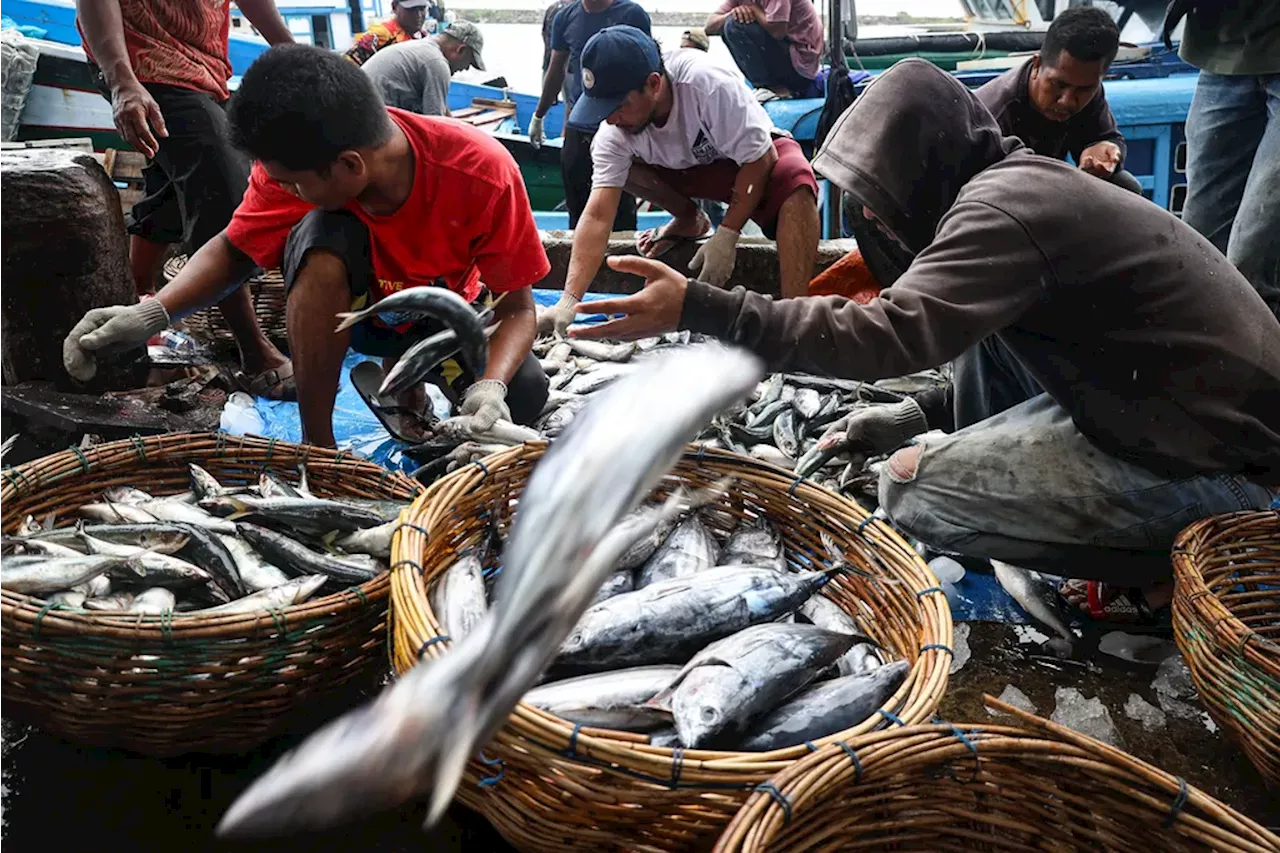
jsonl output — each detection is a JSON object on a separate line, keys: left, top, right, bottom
{"left": 814, "top": 59, "right": 1022, "bottom": 254}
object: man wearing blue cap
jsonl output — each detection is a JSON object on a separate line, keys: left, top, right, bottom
{"left": 537, "top": 25, "right": 819, "bottom": 336}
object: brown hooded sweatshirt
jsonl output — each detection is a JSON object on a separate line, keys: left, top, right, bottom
{"left": 679, "top": 59, "right": 1280, "bottom": 485}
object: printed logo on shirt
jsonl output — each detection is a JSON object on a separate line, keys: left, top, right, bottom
{"left": 691, "top": 129, "right": 722, "bottom": 165}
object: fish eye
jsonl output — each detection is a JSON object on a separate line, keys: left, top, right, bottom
{"left": 700, "top": 706, "right": 717, "bottom": 723}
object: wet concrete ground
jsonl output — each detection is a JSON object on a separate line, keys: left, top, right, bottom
{"left": 3, "top": 623, "right": 1276, "bottom": 849}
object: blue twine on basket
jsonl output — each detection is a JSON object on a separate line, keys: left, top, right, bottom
{"left": 837, "top": 741, "right": 863, "bottom": 783}
{"left": 754, "top": 781, "right": 793, "bottom": 824}
{"left": 1165, "top": 777, "right": 1190, "bottom": 828}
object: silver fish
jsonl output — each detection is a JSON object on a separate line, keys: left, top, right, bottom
{"left": 748, "top": 443, "right": 794, "bottom": 469}
{"left": 0, "top": 554, "right": 126, "bottom": 595}
{"left": 842, "top": 643, "right": 885, "bottom": 677}
{"left": 566, "top": 339, "right": 636, "bottom": 363}
{"left": 746, "top": 398, "right": 788, "bottom": 430}
{"left": 132, "top": 499, "right": 237, "bottom": 535}
{"left": 648, "top": 727, "right": 682, "bottom": 748}
{"left": 588, "top": 568, "right": 634, "bottom": 606}
{"left": 202, "top": 495, "right": 386, "bottom": 535}
{"left": 103, "top": 486, "right": 155, "bottom": 505}
{"left": 538, "top": 389, "right": 583, "bottom": 419}
{"left": 217, "top": 534, "right": 291, "bottom": 594}
{"left": 563, "top": 362, "right": 633, "bottom": 395}
{"left": 436, "top": 419, "right": 541, "bottom": 446}
{"left": 734, "top": 660, "right": 910, "bottom": 751}
{"left": 557, "top": 565, "right": 846, "bottom": 672}
{"left": 78, "top": 531, "right": 223, "bottom": 599}
{"left": 336, "top": 288, "right": 493, "bottom": 377}
{"left": 773, "top": 410, "right": 801, "bottom": 459}
{"left": 792, "top": 388, "right": 821, "bottom": 420}
{"left": 237, "top": 524, "right": 382, "bottom": 586}
{"left": 129, "top": 587, "right": 177, "bottom": 615}
{"left": 190, "top": 464, "right": 234, "bottom": 500}
{"left": 428, "top": 554, "right": 488, "bottom": 642}
{"left": 635, "top": 514, "right": 720, "bottom": 588}
{"left": 200, "top": 575, "right": 329, "bottom": 615}
{"left": 720, "top": 516, "right": 787, "bottom": 573}
{"left": 84, "top": 591, "right": 136, "bottom": 611}
{"left": 71, "top": 574, "right": 112, "bottom": 598}
{"left": 379, "top": 323, "right": 500, "bottom": 398}
{"left": 20, "top": 523, "right": 190, "bottom": 556}
{"left": 613, "top": 504, "right": 684, "bottom": 572}
{"left": 653, "top": 623, "right": 861, "bottom": 749}
{"left": 259, "top": 472, "right": 301, "bottom": 500}
{"left": 78, "top": 502, "right": 161, "bottom": 525}
{"left": 47, "top": 590, "right": 87, "bottom": 608}
{"left": 334, "top": 519, "right": 399, "bottom": 560}
{"left": 523, "top": 666, "right": 680, "bottom": 732}
{"left": 992, "top": 561, "right": 1074, "bottom": 644}
{"left": 216, "top": 342, "right": 762, "bottom": 837}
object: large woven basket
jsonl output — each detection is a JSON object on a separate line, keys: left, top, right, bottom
{"left": 0, "top": 433, "right": 420, "bottom": 757}
{"left": 1172, "top": 509, "right": 1280, "bottom": 786}
{"left": 713, "top": 695, "right": 1280, "bottom": 853}
{"left": 163, "top": 253, "right": 288, "bottom": 352}
{"left": 390, "top": 442, "right": 952, "bottom": 852}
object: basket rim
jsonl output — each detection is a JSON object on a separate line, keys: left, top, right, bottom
{"left": 390, "top": 440, "right": 953, "bottom": 776}
{"left": 710, "top": 695, "right": 1280, "bottom": 853}
{"left": 1171, "top": 510, "right": 1280, "bottom": 668}
{"left": 1, "top": 431, "right": 420, "bottom": 637}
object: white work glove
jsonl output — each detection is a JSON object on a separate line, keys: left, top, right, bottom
{"left": 63, "top": 299, "right": 170, "bottom": 382}
{"left": 688, "top": 225, "right": 740, "bottom": 288}
{"left": 529, "top": 115, "right": 545, "bottom": 149}
{"left": 536, "top": 292, "right": 580, "bottom": 337}
{"left": 457, "top": 379, "right": 510, "bottom": 432}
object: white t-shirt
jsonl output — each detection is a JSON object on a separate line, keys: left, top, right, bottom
{"left": 590, "top": 50, "right": 775, "bottom": 190}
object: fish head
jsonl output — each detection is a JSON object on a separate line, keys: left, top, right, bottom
{"left": 670, "top": 664, "right": 750, "bottom": 749}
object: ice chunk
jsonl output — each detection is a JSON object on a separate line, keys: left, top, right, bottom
{"left": 1123, "top": 693, "right": 1167, "bottom": 732}
{"left": 1050, "top": 687, "right": 1124, "bottom": 748}
{"left": 987, "top": 684, "right": 1038, "bottom": 716}
{"left": 927, "top": 555, "right": 965, "bottom": 584}
{"left": 949, "top": 622, "right": 971, "bottom": 675}
{"left": 1099, "top": 632, "right": 1179, "bottom": 665}
{"left": 1152, "top": 654, "right": 1196, "bottom": 701}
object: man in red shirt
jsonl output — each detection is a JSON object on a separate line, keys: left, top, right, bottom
{"left": 76, "top": 0, "right": 296, "bottom": 399}
{"left": 63, "top": 44, "right": 550, "bottom": 449}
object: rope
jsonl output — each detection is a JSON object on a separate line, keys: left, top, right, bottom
{"left": 70, "top": 444, "right": 91, "bottom": 473}
{"left": 31, "top": 600, "right": 58, "bottom": 637}
{"left": 754, "top": 781, "right": 792, "bottom": 824}
{"left": 1164, "top": 777, "right": 1189, "bottom": 828}
{"left": 264, "top": 437, "right": 277, "bottom": 465}
{"left": 669, "top": 746, "right": 684, "bottom": 789}
{"left": 397, "top": 522, "right": 432, "bottom": 538}
{"left": 788, "top": 477, "right": 803, "bottom": 497}
{"left": 418, "top": 635, "right": 452, "bottom": 657}
{"left": 920, "top": 643, "right": 954, "bottom": 657}
{"left": 214, "top": 431, "right": 227, "bottom": 453}
{"left": 268, "top": 607, "right": 288, "bottom": 637}
{"left": 566, "top": 723, "right": 582, "bottom": 757}
{"left": 838, "top": 741, "right": 863, "bottom": 783}
{"left": 916, "top": 586, "right": 945, "bottom": 600}
{"left": 391, "top": 558, "right": 426, "bottom": 576}
{"left": 129, "top": 435, "right": 148, "bottom": 462}
{"left": 3, "top": 466, "right": 36, "bottom": 497}
{"left": 472, "top": 459, "right": 489, "bottom": 480}
{"left": 856, "top": 516, "right": 875, "bottom": 537}
{"left": 877, "top": 709, "right": 906, "bottom": 727}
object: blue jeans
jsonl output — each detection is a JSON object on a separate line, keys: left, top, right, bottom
{"left": 721, "top": 17, "right": 812, "bottom": 95}
{"left": 880, "top": 337, "right": 1274, "bottom": 584}
{"left": 1181, "top": 71, "right": 1280, "bottom": 320}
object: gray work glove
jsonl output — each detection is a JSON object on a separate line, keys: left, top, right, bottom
{"left": 688, "top": 225, "right": 739, "bottom": 287}
{"left": 536, "top": 292, "right": 580, "bottom": 337}
{"left": 457, "top": 379, "right": 510, "bottom": 432}
{"left": 846, "top": 398, "right": 928, "bottom": 455}
{"left": 528, "top": 114, "right": 545, "bottom": 149}
{"left": 63, "top": 299, "right": 170, "bottom": 382}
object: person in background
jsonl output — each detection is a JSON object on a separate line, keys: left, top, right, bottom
{"left": 362, "top": 21, "right": 486, "bottom": 117}
{"left": 567, "top": 59, "right": 1280, "bottom": 626}
{"left": 75, "top": 0, "right": 296, "bottom": 399}
{"left": 681, "top": 27, "right": 710, "bottom": 52}
{"left": 977, "top": 6, "right": 1142, "bottom": 194}
{"left": 542, "top": 0, "right": 575, "bottom": 79}
{"left": 529, "top": 0, "right": 651, "bottom": 231}
{"left": 1169, "top": 1, "right": 1280, "bottom": 320}
{"left": 345, "top": 0, "right": 428, "bottom": 67}
{"left": 537, "top": 26, "right": 819, "bottom": 335}
{"left": 705, "top": 0, "right": 824, "bottom": 100}
{"left": 63, "top": 45, "right": 551, "bottom": 449}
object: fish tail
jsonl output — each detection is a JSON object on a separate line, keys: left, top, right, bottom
{"left": 333, "top": 310, "right": 366, "bottom": 332}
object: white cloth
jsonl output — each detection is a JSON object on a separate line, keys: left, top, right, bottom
{"left": 590, "top": 50, "right": 775, "bottom": 190}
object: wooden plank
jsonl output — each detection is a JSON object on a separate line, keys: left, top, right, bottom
{"left": 452, "top": 106, "right": 486, "bottom": 119}
{"left": 1, "top": 137, "right": 94, "bottom": 152}
{"left": 470, "top": 97, "right": 516, "bottom": 111}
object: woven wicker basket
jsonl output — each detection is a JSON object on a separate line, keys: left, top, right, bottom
{"left": 1172, "top": 509, "right": 1280, "bottom": 787}
{"left": 713, "top": 695, "right": 1280, "bottom": 853}
{"left": 0, "top": 433, "right": 420, "bottom": 757}
{"left": 163, "top": 253, "right": 288, "bottom": 352}
{"left": 390, "top": 442, "right": 952, "bottom": 852}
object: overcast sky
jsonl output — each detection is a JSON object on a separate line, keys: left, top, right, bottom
{"left": 447, "top": 0, "right": 966, "bottom": 16}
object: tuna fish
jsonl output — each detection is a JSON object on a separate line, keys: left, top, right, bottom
{"left": 523, "top": 666, "right": 680, "bottom": 732}
{"left": 634, "top": 513, "right": 720, "bottom": 588}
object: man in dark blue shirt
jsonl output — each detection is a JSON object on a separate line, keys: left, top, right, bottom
{"left": 528, "top": 0, "right": 651, "bottom": 230}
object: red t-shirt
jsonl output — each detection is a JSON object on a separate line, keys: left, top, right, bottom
{"left": 226, "top": 109, "right": 551, "bottom": 310}
{"left": 79, "top": 0, "right": 233, "bottom": 101}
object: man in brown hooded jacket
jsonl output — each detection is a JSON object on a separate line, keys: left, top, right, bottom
{"left": 569, "top": 59, "right": 1280, "bottom": 619}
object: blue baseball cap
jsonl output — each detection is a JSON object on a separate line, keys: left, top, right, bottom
{"left": 568, "top": 25, "right": 661, "bottom": 130}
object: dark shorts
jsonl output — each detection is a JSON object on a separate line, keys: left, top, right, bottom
{"left": 281, "top": 209, "right": 549, "bottom": 425}
{"left": 92, "top": 70, "right": 249, "bottom": 249}
{"left": 646, "top": 137, "right": 818, "bottom": 239}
